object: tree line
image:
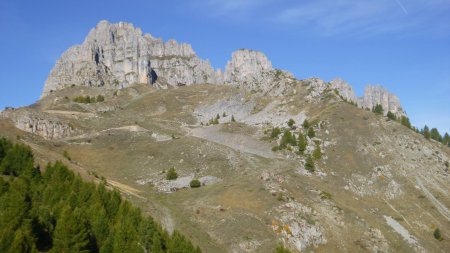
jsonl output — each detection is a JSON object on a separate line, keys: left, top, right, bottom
{"left": 372, "top": 104, "right": 449, "bottom": 147}
{"left": 0, "top": 137, "right": 201, "bottom": 253}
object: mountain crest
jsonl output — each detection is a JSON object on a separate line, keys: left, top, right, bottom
{"left": 42, "top": 20, "right": 405, "bottom": 116}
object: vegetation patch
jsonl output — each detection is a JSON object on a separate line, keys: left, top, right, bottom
{"left": 0, "top": 137, "right": 201, "bottom": 252}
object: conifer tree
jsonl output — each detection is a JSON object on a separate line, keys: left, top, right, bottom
{"left": 443, "top": 133, "right": 450, "bottom": 145}
{"left": 0, "top": 137, "right": 12, "bottom": 164}
{"left": 423, "top": 125, "right": 431, "bottom": 140}
{"left": 312, "top": 143, "right": 322, "bottom": 160}
{"left": 386, "top": 111, "right": 396, "bottom": 120}
{"left": 430, "top": 128, "right": 442, "bottom": 142}
{"left": 52, "top": 207, "right": 92, "bottom": 253}
{"left": 0, "top": 143, "right": 34, "bottom": 176}
{"left": 287, "top": 119, "right": 295, "bottom": 129}
{"left": 297, "top": 134, "right": 307, "bottom": 154}
{"left": 307, "top": 127, "right": 315, "bottom": 138}
{"left": 270, "top": 127, "right": 281, "bottom": 139}
{"left": 302, "top": 119, "right": 310, "bottom": 129}
{"left": 400, "top": 116, "right": 411, "bottom": 129}
{"left": 305, "top": 155, "right": 315, "bottom": 173}
{"left": 372, "top": 104, "right": 384, "bottom": 115}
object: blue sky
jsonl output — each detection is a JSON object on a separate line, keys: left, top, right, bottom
{"left": 0, "top": 0, "right": 449, "bottom": 134}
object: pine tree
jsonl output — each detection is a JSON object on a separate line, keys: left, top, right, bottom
{"left": 270, "top": 127, "right": 281, "bottom": 139}
{"left": 443, "top": 133, "right": 450, "bottom": 145}
{"left": 166, "top": 167, "right": 178, "bottom": 180}
{"left": 280, "top": 130, "right": 296, "bottom": 148}
{"left": 8, "top": 226, "right": 37, "bottom": 253}
{"left": 307, "top": 127, "right": 315, "bottom": 138}
{"left": 287, "top": 119, "right": 295, "bottom": 129}
{"left": 0, "top": 137, "right": 12, "bottom": 164}
{"left": 423, "top": 125, "right": 431, "bottom": 140}
{"left": 305, "top": 155, "right": 315, "bottom": 173}
{"left": 386, "top": 111, "right": 396, "bottom": 120}
{"left": 231, "top": 115, "right": 236, "bottom": 122}
{"left": 151, "top": 234, "right": 164, "bottom": 253}
{"left": 430, "top": 128, "right": 442, "bottom": 142}
{"left": 0, "top": 143, "right": 34, "bottom": 176}
{"left": 400, "top": 116, "right": 411, "bottom": 129}
{"left": 297, "top": 134, "right": 307, "bottom": 154}
{"left": 372, "top": 104, "right": 384, "bottom": 115}
{"left": 302, "top": 120, "right": 310, "bottom": 129}
{"left": 51, "top": 207, "right": 92, "bottom": 253}
{"left": 312, "top": 143, "right": 322, "bottom": 160}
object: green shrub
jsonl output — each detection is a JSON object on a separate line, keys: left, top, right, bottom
{"left": 190, "top": 179, "right": 201, "bottom": 188}
{"left": 287, "top": 119, "right": 295, "bottom": 128}
{"left": 434, "top": 228, "right": 443, "bottom": 241}
{"left": 96, "top": 95, "right": 105, "bottom": 102}
{"left": 166, "top": 167, "right": 178, "bottom": 180}
{"left": 231, "top": 115, "right": 236, "bottom": 122}
{"left": 274, "top": 245, "right": 292, "bottom": 253}
{"left": 270, "top": 127, "right": 281, "bottom": 139}
{"left": 63, "top": 150, "right": 71, "bottom": 161}
{"left": 307, "top": 127, "right": 315, "bottom": 138}
{"left": 320, "top": 191, "right": 332, "bottom": 200}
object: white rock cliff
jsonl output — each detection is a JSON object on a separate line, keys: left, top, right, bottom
{"left": 42, "top": 20, "right": 406, "bottom": 117}
{"left": 42, "top": 20, "right": 221, "bottom": 97}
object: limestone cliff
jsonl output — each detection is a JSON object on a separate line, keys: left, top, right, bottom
{"left": 42, "top": 20, "right": 220, "bottom": 97}
{"left": 224, "top": 49, "right": 295, "bottom": 96}
{"left": 42, "top": 20, "right": 406, "bottom": 117}
{"left": 330, "top": 78, "right": 405, "bottom": 117}
{"left": 2, "top": 110, "right": 74, "bottom": 140}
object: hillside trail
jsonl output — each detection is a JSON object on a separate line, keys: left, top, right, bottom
{"left": 188, "top": 125, "right": 279, "bottom": 159}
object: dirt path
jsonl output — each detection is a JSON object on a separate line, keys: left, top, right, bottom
{"left": 189, "top": 125, "right": 278, "bottom": 159}
{"left": 44, "top": 110, "right": 96, "bottom": 119}
{"left": 106, "top": 179, "right": 145, "bottom": 199}
{"left": 416, "top": 177, "right": 450, "bottom": 222}
{"left": 23, "top": 140, "right": 145, "bottom": 200}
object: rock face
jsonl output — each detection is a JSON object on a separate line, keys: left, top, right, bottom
{"left": 329, "top": 79, "right": 405, "bottom": 116}
{"left": 42, "top": 20, "right": 221, "bottom": 97}
{"left": 42, "top": 20, "right": 406, "bottom": 116}
{"left": 2, "top": 110, "right": 74, "bottom": 139}
{"left": 360, "top": 85, "right": 405, "bottom": 117}
{"left": 329, "top": 78, "right": 358, "bottom": 104}
{"left": 224, "top": 49, "right": 296, "bottom": 95}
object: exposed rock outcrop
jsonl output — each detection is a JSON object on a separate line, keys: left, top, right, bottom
{"left": 329, "top": 78, "right": 358, "bottom": 104}
{"left": 329, "top": 79, "right": 405, "bottom": 116}
{"left": 360, "top": 85, "right": 405, "bottom": 117}
{"left": 42, "top": 20, "right": 221, "bottom": 97}
{"left": 2, "top": 110, "right": 74, "bottom": 139}
{"left": 42, "top": 20, "right": 406, "bottom": 117}
{"left": 224, "top": 49, "right": 295, "bottom": 95}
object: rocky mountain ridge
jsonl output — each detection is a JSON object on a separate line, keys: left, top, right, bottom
{"left": 0, "top": 19, "right": 449, "bottom": 252}
{"left": 42, "top": 20, "right": 405, "bottom": 116}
